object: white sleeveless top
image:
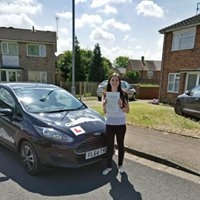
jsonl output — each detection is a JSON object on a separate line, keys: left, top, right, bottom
{"left": 105, "top": 109, "right": 126, "bottom": 125}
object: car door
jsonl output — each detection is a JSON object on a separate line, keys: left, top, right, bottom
{"left": 122, "top": 81, "right": 132, "bottom": 99}
{"left": 189, "top": 85, "right": 200, "bottom": 118}
{"left": 0, "top": 87, "right": 22, "bottom": 150}
{"left": 183, "top": 85, "right": 200, "bottom": 118}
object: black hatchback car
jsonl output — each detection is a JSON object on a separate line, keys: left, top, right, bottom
{"left": 0, "top": 83, "right": 106, "bottom": 175}
{"left": 174, "top": 85, "right": 200, "bottom": 120}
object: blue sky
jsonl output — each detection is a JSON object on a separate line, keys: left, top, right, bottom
{"left": 0, "top": 0, "right": 199, "bottom": 62}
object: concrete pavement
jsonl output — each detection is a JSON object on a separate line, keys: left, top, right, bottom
{"left": 121, "top": 124, "right": 200, "bottom": 176}
{"left": 82, "top": 98, "right": 200, "bottom": 176}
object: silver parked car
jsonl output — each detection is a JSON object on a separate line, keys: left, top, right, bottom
{"left": 97, "top": 80, "right": 136, "bottom": 101}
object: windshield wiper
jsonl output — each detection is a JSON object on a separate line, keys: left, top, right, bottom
{"left": 39, "top": 90, "right": 55, "bottom": 102}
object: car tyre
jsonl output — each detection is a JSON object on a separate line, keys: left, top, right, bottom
{"left": 131, "top": 93, "right": 136, "bottom": 101}
{"left": 20, "top": 141, "right": 41, "bottom": 175}
{"left": 97, "top": 96, "right": 101, "bottom": 101}
{"left": 174, "top": 101, "right": 182, "bottom": 116}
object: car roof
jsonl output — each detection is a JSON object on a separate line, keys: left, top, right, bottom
{"left": 0, "top": 82, "right": 59, "bottom": 90}
{"left": 100, "top": 80, "right": 127, "bottom": 84}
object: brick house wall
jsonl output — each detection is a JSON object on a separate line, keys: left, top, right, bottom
{"left": 127, "top": 58, "right": 161, "bottom": 84}
{"left": 19, "top": 42, "right": 56, "bottom": 83}
{"left": 159, "top": 25, "right": 200, "bottom": 104}
{"left": 0, "top": 27, "right": 57, "bottom": 84}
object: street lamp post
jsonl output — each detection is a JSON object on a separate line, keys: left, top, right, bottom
{"left": 71, "top": 0, "right": 76, "bottom": 95}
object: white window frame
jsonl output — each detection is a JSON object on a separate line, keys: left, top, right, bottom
{"left": 0, "top": 70, "right": 19, "bottom": 82}
{"left": 27, "top": 44, "right": 46, "bottom": 57}
{"left": 185, "top": 73, "right": 200, "bottom": 90}
{"left": 1, "top": 42, "right": 18, "bottom": 55}
{"left": 172, "top": 27, "right": 196, "bottom": 51}
{"left": 147, "top": 70, "right": 153, "bottom": 78}
{"left": 28, "top": 71, "right": 47, "bottom": 83}
{"left": 167, "top": 73, "right": 180, "bottom": 93}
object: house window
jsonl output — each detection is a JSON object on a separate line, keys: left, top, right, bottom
{"left": 27, "top": 44, "right": 46, "bottom": 57}
{"left": 28, "top": 71, "right": 47, "bottom": 83}
{"left": 186, "top": 73, "right": 200, "bottom": 90}
{"left": 172, "top": 28, "right": 195, "bottom": 51}
{"left": 1, "top": 42, "right": 18, "bottom": 55}
{"left": 0, "top": 70, "right": 18, "bottom": 82}
{"left": 0, "top": 71, "right": 6, "bottom": 81}
{"left": 167, "top": 73, "right": 180, "bottom": 93}
{"left": 147, "top": 70, "right": 153, "bottom": 78}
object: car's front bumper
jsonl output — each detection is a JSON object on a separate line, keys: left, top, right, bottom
{"left": 34, "top": 135, "right": 107, "bottom": 168}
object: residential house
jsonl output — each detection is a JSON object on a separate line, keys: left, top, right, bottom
{"left": 111, "top": 67, "right": 126, "bottom": 78}
{"left": 0, "top": 27, "right": 57, "bottom": 83}
{"left": 127, "top": 56, "right": 161, "bottom": 84}
{"left": 159, "top": 14, "right": 200, "bottom": 104}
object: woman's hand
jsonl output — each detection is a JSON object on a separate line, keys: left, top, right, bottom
{"left": 118, "top": 99, "right": 123, "bottom": 108}
{"left": 119, "top": 99, "right": 130, "bottom": 113}
{"left": 121, "top": 103, "right": 130, "bottom": 113}
{"left": 102, "top": 98, "right": 107, "bottom": 113}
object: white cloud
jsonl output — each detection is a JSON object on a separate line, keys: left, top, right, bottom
{"left": 123, "top": 34, "right": 136, "bottom": 42}
{"left": 0, "top": 0, "right": 42, "bottom": 15}
{"left": 59, "top": 27, "right": 69, "bottom": 35}
{"left": 0, "top": 0, "right": 42, "bottom": 29}
{"left": 90, "top": 27, "right": 115, "bottom": 42}
{"left": 136, "top": 0, "right": 164, "bottom": 18}
{"left": 91, "top": 0, "right": 132, "bottom": 8}
{"left": 157, "top": 36, "right": 164, "bottom": 50}
{"left": 102, "top": 18, "right": 131, "bottom": 32}
{"left": 75, "top": 0, "right": 87, "bottom": 4}
{"left": 0, "top": 13, "right": 36, "bottom": 29}
{"left": 99, "top": 4, "right": 117, "bottom": 14}
{"left": 76, "top": 14, "right": 103, "bottom": 28}
{"left": 56, "top": 37, "right": 72, "bottom": 55}
{"left": 56, "top": 12, "right": 72, "bottom": 20}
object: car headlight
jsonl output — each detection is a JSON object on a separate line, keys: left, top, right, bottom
{"left": 34, "top": 126, "right": 74, "bottom": 143}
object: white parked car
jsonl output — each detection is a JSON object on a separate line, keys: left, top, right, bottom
{"left": 97, "top": 80, "right": 136, "bottom": 101}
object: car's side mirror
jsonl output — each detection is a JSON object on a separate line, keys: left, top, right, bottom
{"left": 185, "top": 90, "right": 191, "bottom": 96}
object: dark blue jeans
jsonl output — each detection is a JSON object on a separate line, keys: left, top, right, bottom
{"left": 105, "top": 124, "right": 126, "bottom": 168}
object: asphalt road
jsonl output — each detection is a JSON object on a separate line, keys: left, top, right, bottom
{"left": 0, "top": 144, "right": 199, "bottom": 200}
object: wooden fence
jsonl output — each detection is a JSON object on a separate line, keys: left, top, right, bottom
{"left": 58, "top": 81, "right": 99, "bottom": 97}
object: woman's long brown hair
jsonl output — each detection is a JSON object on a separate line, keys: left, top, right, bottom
{"left": 105, "top": 73, "right": 128, "bottom": 105}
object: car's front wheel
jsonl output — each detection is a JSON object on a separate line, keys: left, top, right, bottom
{"left": 174, "top": 101, "right": 182, "bottom": 116}
{"left": 20, "top": 141, "right": 41, "bottom": 175}
{"left": 97, "top": 96, "right": 101, "bottom": 101}
{"left": 132, "top": 93, "right": 136, "bottom": 101}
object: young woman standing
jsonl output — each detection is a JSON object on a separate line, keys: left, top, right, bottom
{"left": 102, "top": 73, "right": 130, "bottom": 175}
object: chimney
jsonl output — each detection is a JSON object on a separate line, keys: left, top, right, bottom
{"left": 141, "top": 56, "right": 145, "bottom": 66}
{"left": 32, "top": 26, "right": 35, "bottom": 32}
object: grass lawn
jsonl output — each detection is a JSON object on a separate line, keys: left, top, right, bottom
{"left": 89, "top": 100, "right": 200, "bottom": 139}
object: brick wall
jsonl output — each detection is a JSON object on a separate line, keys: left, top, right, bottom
{"left": 159, "top": 25, "right": 200, "bottom": 104}
{"left": 134, "top": 85, "right": 159, "bottom": 99}
{"left": 19, "top": 42, "right": 56, "bottom": 83}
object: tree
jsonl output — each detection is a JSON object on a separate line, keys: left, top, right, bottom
{"left": 114, "top": 56, "right": 129, "bottom": 68}
{"left": 102, "top": 57, "right": 112, "bottom": 79}
{"left": 69, "top": 36, "right": 85, "bottom": 81}
{"left": 126, "top": 71, "right": 140, "bottom": 83}
{"left": 57, "top": 51, "right": 72, "bottom": 81}
{"left": 80, "top": 48, "right": 93, "bottom": 79}
{"left": 88, "top": 43, "right": 105, "bottom": 82}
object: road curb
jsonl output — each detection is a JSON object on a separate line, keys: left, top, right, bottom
{"left": 114, "top": 144, "right": 200, "bottom": 177}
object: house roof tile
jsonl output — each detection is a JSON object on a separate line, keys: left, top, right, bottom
{"left": 0, "top": 27, "right": 56, "bottom": 43}
{"left": 159, "top": 14, "right": 200, "bottom": 34}
{"left": 128, "top": 59, "right": 161, "bottom": 71}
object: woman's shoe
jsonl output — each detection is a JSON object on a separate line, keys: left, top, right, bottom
{"left": 119, "top": 166, "right": 125, "bottom": 173}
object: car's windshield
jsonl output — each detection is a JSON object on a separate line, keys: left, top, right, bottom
{"left": 13, "top": 87, "right": 85, "bottom": 113}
